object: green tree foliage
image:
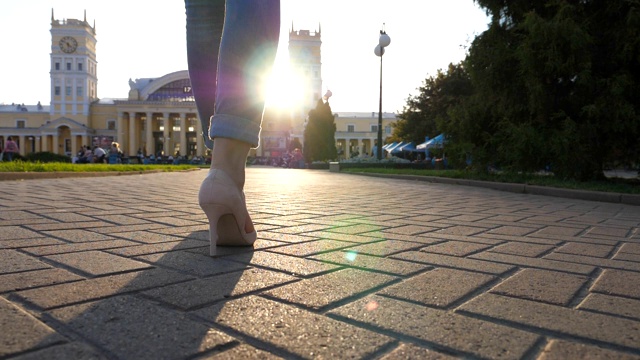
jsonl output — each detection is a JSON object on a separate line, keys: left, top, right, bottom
{"left": 288, "top": 137, "right": 302, "bottom": 152}
{"left": 461, "top": 0, "right": 640, "bottom": 180}
{"left": 391, "top": 63, "right": 473, "bottom": 146}
{"left": 303, "top": 99, "right": 337, "bottom": 162}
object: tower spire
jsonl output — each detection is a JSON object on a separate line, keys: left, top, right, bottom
{"left": 84, "top": 9, "right": 87, "bottom": 23}
{"left": 51, "top": 8, "right": 54, "bottom": 23}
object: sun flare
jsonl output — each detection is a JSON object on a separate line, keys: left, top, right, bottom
{"left": 264, "top": 64, "right": 305, "bottom": 111}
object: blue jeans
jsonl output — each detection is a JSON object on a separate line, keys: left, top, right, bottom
{"left": 185, "top": 0, "right": 280, "bottom": 148}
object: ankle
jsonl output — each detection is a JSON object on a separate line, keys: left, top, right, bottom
{"left": 210, "top": 138, "right": 250, "bottom": 189}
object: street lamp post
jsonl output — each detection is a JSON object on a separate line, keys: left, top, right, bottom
{"left": 375, "top": 25, "right": 390, "bottom": 160}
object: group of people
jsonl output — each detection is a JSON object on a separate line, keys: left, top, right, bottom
{"left": 74, "top": 142, "right": 123, "bottom": 164}
{"left": 0, "top": 136, "right": 20, "bottom": 161}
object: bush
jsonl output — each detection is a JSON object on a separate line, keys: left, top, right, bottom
{"left": 24, "top": 152, "right": 71, "bottom": 163}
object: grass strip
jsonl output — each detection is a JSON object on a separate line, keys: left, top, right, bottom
{"left": 0, "top": 161, "right": 200, "bottom": 173}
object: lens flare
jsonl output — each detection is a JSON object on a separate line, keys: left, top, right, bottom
{"left": 344, "top": 251, "right": 358, "bottom": 262}
{"left": 365, "top": 300, "right": 379, "bottom": 312}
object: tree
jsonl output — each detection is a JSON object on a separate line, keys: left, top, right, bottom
{"left": 288, "top": 137, "right": 302, "bottom": 152}
{"left": 303, "top": 99, "right": 337, "bottom": 162}
{"left": 460, "top": 0, "right": 640, "bottom": 180}
{"left": 391, "top": 63, "right": 473, "bottom": 146}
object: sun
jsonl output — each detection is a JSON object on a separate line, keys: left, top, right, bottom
{"left": 264, "top": 63, "right": 305, "bottom": 111}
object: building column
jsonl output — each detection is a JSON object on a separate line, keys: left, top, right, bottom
{"left": 345, "top": 139, "right": 351, "bottom": 159}
{"left": 196, "top": 114, "right": 204, "bottom": 157}
{"left": 117, "top": 112, "right": 125, "bottom": 146}
{"left": 17, "top": 136, "right": 25, "bottom": 156}
{"left": 179, "top": 113, "right": 187, "bottom": 157}
{"left": 41, "top": 135, "right": 48, "bottom": 153}
{"left": 71, "top": 135, "right": 78, "bottom": 156}
{"left": 52, "top": 134, "right": 59, "bottom": 155}
{"left": 357, "top": 139, "right": 363, "bottom": 157}
{"left": 163, "top": 112, "right": 170, "bottom": 156}
{"left": 146, "top": 112, "right": 154, "bottom": 156}
{"left": 35, "top": 136, "right": 41, "bottom": 153}
{"left": 129, "top": 112, "right": 137, "bottom": 157}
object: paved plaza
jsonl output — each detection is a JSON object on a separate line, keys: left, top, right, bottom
{"left": 1, "top": 167, "right": 640, "bottom": 359}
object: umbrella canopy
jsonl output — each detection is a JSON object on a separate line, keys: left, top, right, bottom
{"left": 385, "top": 141, "right": 405, "bottom": 154}
{"left": 417, "top": 133, "right": 445, "bottom": 150}
{"left": 382, "top": 142, "right": 397, "bottom": 150}
{"left": 392, "top": 142, "right": 417, "bottom": 154}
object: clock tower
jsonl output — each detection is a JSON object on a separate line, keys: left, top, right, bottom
{"left": 50, "top": 9, "right": 97, "bottom": 123}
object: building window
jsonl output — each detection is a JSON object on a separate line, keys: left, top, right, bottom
{"left": 77, "top": 86, "right": 83, "bottom": 96}
{"left": 371, "top": 125, "right": 378, "bottom": 133}
{"left": 347, "top": 124, "right": 355, "bottom": 132}
{"left": 16, "top": 120, "right": 26, "bottom": 128}
{"left": 385, "top": 126, "right": 391, "bottom": 134}
{"left": 107, "top": 120, "right": 116, "bottom": 130}
{"left": 54, "top": 86, "right": 61, "bottom": 96}
{"left": 55, "top": 62, "right": 60, "bottom": 70}
{"left": 66, "top": 63, "right": 71, "bottom": 71}
{"left": 65, "top": 86, "right": 72, "bottom": 96}
{"left": 78, "top": 62, "right": 83, "bottom": 71}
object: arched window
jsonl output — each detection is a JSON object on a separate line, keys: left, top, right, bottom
{"left": 147, "top": 79, "right": 195, "bottom": 102}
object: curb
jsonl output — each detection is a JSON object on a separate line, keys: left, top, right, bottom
{"left": 343, "top": 172, "right": 640, "bottom": 206}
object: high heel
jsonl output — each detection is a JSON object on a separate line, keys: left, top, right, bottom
{"left": 198, "top": 169, "right": 257, "bottom": 256}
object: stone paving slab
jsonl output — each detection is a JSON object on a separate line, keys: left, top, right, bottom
{"left": 1, "top": 167, "right": 639, "bottom": 359}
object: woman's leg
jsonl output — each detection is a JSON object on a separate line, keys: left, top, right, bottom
{"left": 185, "top": 0, "right": 226, "bottom": 151}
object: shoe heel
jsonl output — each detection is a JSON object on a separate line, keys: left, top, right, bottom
{"left": 200, "top": 204, "right": 230, "bottom": 256}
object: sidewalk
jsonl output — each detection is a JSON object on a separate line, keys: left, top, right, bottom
{"left": 1, "top": 167, "right": 639, "bottom": 359}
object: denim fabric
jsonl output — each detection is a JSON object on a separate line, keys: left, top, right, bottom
{"left": 185, "top": 0, "right": 280, "bottom": 148}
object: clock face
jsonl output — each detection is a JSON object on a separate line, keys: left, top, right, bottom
{"left": 59, "top": 36, "right": 78, "bottom": 53}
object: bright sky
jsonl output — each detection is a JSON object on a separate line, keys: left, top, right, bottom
{"left": 0, "top": 0, "right": 489, "bottom": 113}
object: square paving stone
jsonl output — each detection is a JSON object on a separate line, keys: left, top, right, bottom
{"left": 302, "top": 231, "right": 382, "bottom": 243}
{"left": 378, "top": 268, "right": 495, "bottom": 308}
{"left": 383, "top": 225, "right": 440, "bottom": 236}
{"left": 490, "top": 269, "right": 588, "bottom": 306}
{"left": 555, "top": 242, "right": 615, "bottom": 258}
{"left": 109, "top": 230, "right": 185, "bottom": 243}
{"left": 434, "top": 226, "right": 488, "bottom": 236}
{"left": 192, "top": 295, "right": 393, "bottom": 359}
{"left": 471, "top": 252, "right": 595, "bottom": 275}
{"left": 544, "top": 252, "right": 640, "bottom": 272}
{"left": 224, "top": 251, "right": 339, "bottom": 277}
{"left": 311, "top": 251, "right": 428, "bottom": 276}
{"left": 0, "top": 226, "right": 42, "bottom": 240}
{"left": 16, "top": 268, "right": 194, "bottom": 309}
{"left": 0, "top": 297, "right": 66, "bottom": 357}
{"left": 619, "top": 243, "right": 640, "bottom": 255}
{"left": 266, "top": 239, "right": 357, "bottom": 257}
{"left": 538, "top": 339, "right": 640, "bottom": 360}
{"left": 256, "top": 231, "right": 317, "bottom": 243}
{"left": 45, "top": 251, "right": 152, "bottom": 276}
{"left": 11, "top": 342, "right": 108, "bottom": 360}
{"left": 0, "top": 250, "right": 50, "bottom": 274}
{"left": 0, "top": 237, "right": 65, "bottom": 249}
{"left": 23, "top": 239, "right": 140, "bottom": 256}
{"left": 135, "top": 251, "right": 248, "bottom": 277}
{"left": 49, "top": 295, "right": 234, "bottom": 360}
{"left": 0, "top": 268, "right": 84, "bottom": 293}
{"left": 590, "top": 269, "right": 640, "bottom": 299}
{"left": 380, "top": 343, "right": 458, "bottom": 360}
{"left": 329, "top": 295, "right": 539, "bottom": 360}
{"left": 264, "top": 268, "right": 398, "bottom": 310}
{"left": 578, "top": 293, "right": 640, "bottom": 321}
{"left": 106, "top": 239, "right": 207, "bottom": 257}
{"left": 143, "top": 268, "right": 298, "bottom": 310}
{"left": 490, "top": 242, "right": 555, "bottom": 257}
{"left": 458, "top": 293, "right": 640, "bottom": 350}
{"left": 342, "top": 240, "right": 426, "bottom": 256}
{"left": 200, "top": 344, "right": 283, "bottom": 359}
{"left": 40, "top": 229, "right": 115, "bottom": 243}
{"left": 421, "top": 241, "right": 491, "bottom": 257}
{"left": 391, "top": 251, "right": 514, "bottom": 275}
{"left": 485, "top": 225, "right": 537, "bottom": 236}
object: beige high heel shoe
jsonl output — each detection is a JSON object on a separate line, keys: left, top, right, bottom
{"left": 198, "top": 169, "right": 257, "bottom": 256}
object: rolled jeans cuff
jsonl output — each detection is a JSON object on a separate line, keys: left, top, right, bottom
{"left": 210, "top": 114, "right": 261, "bottom": 148}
